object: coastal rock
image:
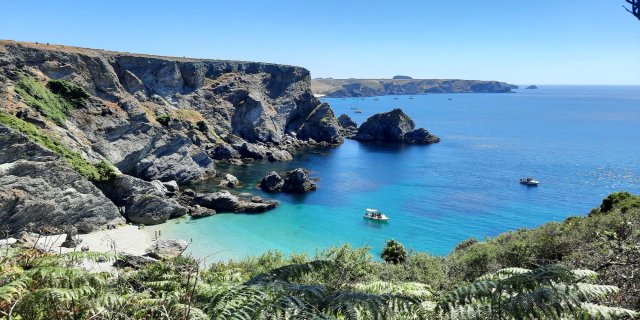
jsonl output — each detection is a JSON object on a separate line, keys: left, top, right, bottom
{"left": 293, "top": 103, "right": 343, "bottom": 144}
{"left": 237, "top": 142, "right": 267, "bottom": 160}
{"left": 145, "top": 239, "right": 189, "bottom": 259}
{"left": 259, "top": 168, "right": 317, "bottom": 193}
{"left": 162, "top": 180, "right": 179, "bottom": 193}
{"left": 354, "top": 109, "right": 440, "bottom": 144}
{"left": 281, "top": 168, "right": 317, "bottom": 193}
{"left": 124, "top": 194, "right": 187, "bottom": 225}
{"left": 0, "top": 126, "right": 124, "bottom": 234}
{"left": 211, "top": 144, "right": 240, "bottom": 160}
{"left": 355, "top": 109, "right": 415, "bottom": 142}
{"left": 189, "top": 205, "right": 215, "bottom": 219}
{"left": 338, "top": 114, "right": 358, "bottom": 130}
{"left": 192, "top": 190, "right": 278, "bottom": 213}
{"left": 260, "top": 171, "right": 284, "bottom": 193}
{"left": 403, "top": 128, "right": 440, "bottom": 144}
{"left": 0, "top": 40, "right": 345, "bottom": 231}
{"left": 97, "top": 174, "right": 187, "bottom": 225}
{"left": 219, "top": 173, "right": 240, "bottom": 188}
{"left": 114, "top": 253, "right": 158, "bottom": 269}
{"left": 267, "top": 149, "right": 293, "bottom": 162}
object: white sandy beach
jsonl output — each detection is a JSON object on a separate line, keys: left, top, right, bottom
{"left": 32, "top": 225, "right": 153, "bottom": 256}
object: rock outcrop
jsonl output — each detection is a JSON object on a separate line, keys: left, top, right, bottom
{"left": 96, "top": 174, "right": 187, "bottom": 225}
{"left": 0, "top": 126, "right": 125, "bottom": 234}
{"left": 354, "top": 109, "right": 440, "bottom": 144}
{"left": 259, "top": 168, "right": 317, "bottom": 193}
{"left": 525, "top": 85, "right": 538, "bottom": 89}
{"left": 191, "top": 190, "right": 278, "bottom": 213}
{"left": 311, "top": 78, "right": 518, "bottom": 97}
{"left": 0, "top": 40, "right": 343, "bottom": 186}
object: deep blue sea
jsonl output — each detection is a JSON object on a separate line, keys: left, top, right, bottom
{"left": 151, "top": 86, "right": 640, "bottom": 261}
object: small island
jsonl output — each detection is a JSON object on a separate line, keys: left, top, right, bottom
{"left": 525, "top": 85, "right": 539, "bottom": 89}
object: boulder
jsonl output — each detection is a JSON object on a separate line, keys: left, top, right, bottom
{"left": 237, "top": 142, "right": 267, "bottom": 159}
{"left": 192, "top": 190, "right": 241, "bottom": 212}
{"left": 267, "top": 149, "right": 293, "bottom": 162}
{"left": 294, "top": 103, "right": 343, "bottom": 144}
{"left": 145, "top": 239, "right": 189, "bottom": 259}
{"left": 211, "top": 144, "right": 240, "bottom": 160}
{"left": 354, "top": 109, "right": 440, "bottom": 144}
{"left": 260, "top": 168, "right": 317, "bottom": 193}
{"left": 113, "top": 253, "right": 158, "bottom": 269}
{"left": 281, "top": 168, "right": 317, "bottom": 193}
{"left": 219, "top": 173, "right": 240, "bottom": 188}
{"left": 124, "top": 194, "right": 187, "bottom": 225}
{"left": 189, "top": 205, "right": 216, "bottom": 219}
{"left": 260, "top": 171, "right": 284, "bottom": 193}
{"left": 162, "top": 180, "right": 179, "bottom": 193}
{"left": 60, "top": 233, "right": 82, "bottom": 248}
{"left": 403, "top": 128, "right": 440, "bottom": 144}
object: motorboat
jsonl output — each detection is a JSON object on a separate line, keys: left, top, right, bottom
{"left": 519, "top": 177, "right": 540, "bottom": 186}
{"left": 354, "top": 109, "right": 363, "bottom": 113}
{"left": 364, "top": 208, "right": 389, "bottom": 221}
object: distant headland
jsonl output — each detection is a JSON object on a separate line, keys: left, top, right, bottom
{"left": 311, "top": 77, "right": 518, "bottom": 98}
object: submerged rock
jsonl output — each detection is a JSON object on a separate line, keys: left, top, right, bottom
{"left": 354, "top": 109, "right": 440, "bottom": 144}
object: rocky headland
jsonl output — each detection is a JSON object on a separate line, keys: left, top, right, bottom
{"left": 354, "top": 109, "right": 440, "bottom": 144}
{"left": 311, "top": 78, "right": 518, "bottom": 97}
{"left": 259, "top": 168, "right": 318, "bottom": 193}
{"left": 0, "top": 40, "right": 343, "bottom": 234}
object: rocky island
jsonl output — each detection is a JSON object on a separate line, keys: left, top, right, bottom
{"left": 0, "top": 40, "right": 344, "bottom": 233}
{"left": 354, "top": 109, "right": 440, "bottom": 144}
{"left": 311, "top": 78, "right": 518, "bottom": 97}
{"left": 526, "top": 85, "right": 539, "bottom": 89}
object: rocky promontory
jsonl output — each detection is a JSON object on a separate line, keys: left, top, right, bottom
{"left": 311, "top": 78, "right": 518, "bottom": 97}
{"left": 354, "top": 109, "right": 440, "bottom": 144}
{"left": 0, "top": 40, "right": 339, "bottom": 234}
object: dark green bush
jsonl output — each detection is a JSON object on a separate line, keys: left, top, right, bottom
{"left": 381, "top": 239, "right": 407, "bottom": 264}
{"left": 15, "top": 75, "right": 74, "bottom": 126}
{"left": 156, "top": 114, "right": 170, "bottom": 126}
{"left": 196, "top": 120, "right": 208, "bottom": 132}
{"left": 46, "top": 79, "right": 89, "bottom": 107}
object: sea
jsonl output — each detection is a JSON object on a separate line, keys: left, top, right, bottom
{"left": 149, "top": 86, "right": 640, "bottom": 261}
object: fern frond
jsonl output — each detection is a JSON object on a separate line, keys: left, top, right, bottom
{"left": 245, "top": 260, "right": 332, "bottom": 284}
{"left": 580, "top": 302, "right": 639, "bottom": 319}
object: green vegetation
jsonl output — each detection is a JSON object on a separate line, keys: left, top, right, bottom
{"left": 380, "top": 239, "right": 407, "bottom": 264}
{"left": 0, "top": 193, "right": 638, "bottom": 319}
{"left": 0, "top": 112, "right": 117, "bottom": 182}
{"left": 156, "top": 114, "right": 171, "bottom": 126}
{"left": 14, "top": 75, "right": 87, "bottom": 126}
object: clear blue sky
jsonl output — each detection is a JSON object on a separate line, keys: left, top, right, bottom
{"left": 1, "top": 0, "right": 639, "bottom": 84}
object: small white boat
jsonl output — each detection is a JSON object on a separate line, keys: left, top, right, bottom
{"left": 354, "top": 109, "right": 363, "bottom": 113}
{"left": 519, "top": 177, "right": 540, "bottom": 186}
{"left": 364, "top": 208, "right": 389, "bottom": 221}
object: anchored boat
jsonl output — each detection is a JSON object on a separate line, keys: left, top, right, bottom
{"left": 519, "top": 177, "right": 540, "bottom": 186}
{"left": 363, "top": 208, "right": 389, "bottom": 221}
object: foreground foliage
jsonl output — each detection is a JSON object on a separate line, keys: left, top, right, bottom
{"left": 0, "top": 193, "right": 638, "bottom": 319}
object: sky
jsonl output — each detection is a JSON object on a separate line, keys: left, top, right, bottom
{"left": 1, "top": 0, "right": 639, "bottom": 85}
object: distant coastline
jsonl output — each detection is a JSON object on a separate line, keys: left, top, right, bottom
{"left": 311, "top": 78, "right": 517, "bottom": 97}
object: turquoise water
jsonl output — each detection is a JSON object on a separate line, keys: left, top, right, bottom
{"left": 152, "top": 86, "right": 640, "bottom": 261}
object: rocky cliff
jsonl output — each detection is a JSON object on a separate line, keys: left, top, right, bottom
{"left": 311, "top": 78, "right": 518, "bottom": 97}
{"left": 0, "top": 40, "right": 343, "bottom": 234}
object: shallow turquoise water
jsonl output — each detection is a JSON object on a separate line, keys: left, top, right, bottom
{"left": 152, "top": 86, "right": 640, "bottom": 261}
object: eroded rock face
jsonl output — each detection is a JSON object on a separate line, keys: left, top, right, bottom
{"left": 0, "top": 126, "right": 125, "bottom": 234}
{"left": 259, "top": 168, "right": 317, "bottom": 193}
{"left": 338, "top": 114, "right": 358, "bottom": 130}
{"left": 96, "top": 174, "right": 187, "bottom": 225}
{"left": 219, "top": 173, "right": 240, "bottom": 188}
{"left": 354, "top": 109, "right": 440, "bottom": 144}
{"left": 0, "top": 41, "right": 344, "bottom": 187}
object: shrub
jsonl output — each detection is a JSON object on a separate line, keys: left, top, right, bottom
{"left": 14, "top": 75, "right": 74, "bottom": 126}
{"left": 46, "top": 79, "right": 89, "bottom": 107}
{"left": 94, "top": 160, "right": 118, "bottom": 181}
{"left": 196, "top": 120, "right": 208, "bottom": 132}
{"left": 156, "top": 114, "right": 170, "bottom": 126}
{"left": 598, "top": 192, "right": 640, "bottom": 213}
{"left": 381, "top": 239, "right": 407, "bottom": 264}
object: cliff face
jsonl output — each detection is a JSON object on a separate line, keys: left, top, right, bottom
{"left": 0, "top": 41, "right": 342, "bottom": 183}
{"left": 311, "top": 78, "right": 518, "bottom": 97}
{"left": 0, "top": 41, "right": 343, "bottom": 233}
